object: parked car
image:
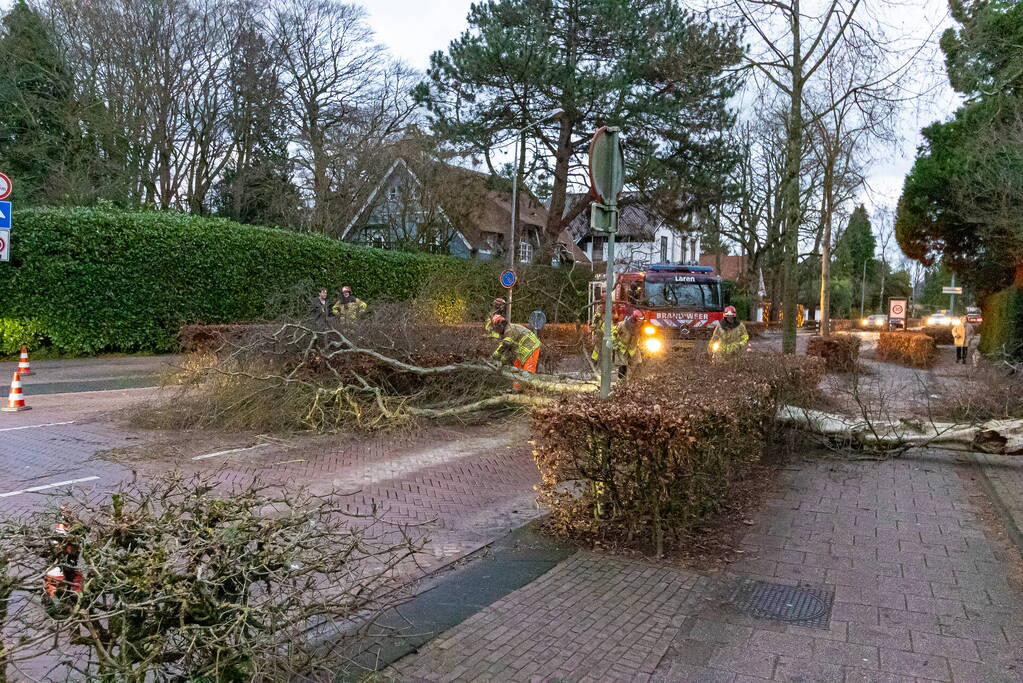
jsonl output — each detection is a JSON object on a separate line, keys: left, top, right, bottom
{"left": 926, "top": 312, "right": 955, "bottom": 326}
{"left": 860, "top": 314, "right": 887, "bottom": 329}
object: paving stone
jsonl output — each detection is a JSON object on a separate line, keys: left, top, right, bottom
{"left": 878, "top": 648, "right": 952, "bottom": 682}
{"left": 772, "top": 655, "right": 844, "bottom": 682}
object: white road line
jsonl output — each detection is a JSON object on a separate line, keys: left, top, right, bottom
{"left": 0, "top": 476, "right": 100, "bottom": 498}
{"left": 192, "top": 444, "right": 270, "bottom": 461}
{"left": 0, "top": 420, "right": 76, "bottom": 433}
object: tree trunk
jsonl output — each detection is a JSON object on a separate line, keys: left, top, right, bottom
{"left": 819, "top": 157, "right": 834, "bottom": 337}
{"left": 777, "top": 406, "right": 1023, "bottom": 456}
{"left": 781, "top": 0, "right": 803, "bottom": 354}
{"left": 544, "top": 117, "right": 574, "bottom": 251}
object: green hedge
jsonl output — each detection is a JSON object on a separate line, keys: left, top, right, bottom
{"left": 0, "top": 206, "right": 589, "bottom": 354}
{"left": 980, "top": 285, "right": 1023, "bottom": 361}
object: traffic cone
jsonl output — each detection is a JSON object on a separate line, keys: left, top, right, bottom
{"left": 17, "top": 346, "right": 32, "bottom": 376}
{"left": 2, "top": 371, "right": 30, "bottom": 411}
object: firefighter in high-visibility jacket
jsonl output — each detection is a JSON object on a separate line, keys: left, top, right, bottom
{"left": 332, "top": 286, "right": 368, "bottom": 322}
{"left": 490, "top": 315, "right": 541, "bottom": 375}
{"left": 708, "top": 305, "right": 750, "bottom": 358}
{"left": 590, "top": 313, "right": 642, "bottom": 378}
{"left": 484, "top": 297, "right": 507, "bottom": 341}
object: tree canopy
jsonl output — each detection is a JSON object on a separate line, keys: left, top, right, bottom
{"left": 896, "top": 0, "right": 1023, "bottom": 297}
{"left": 414, "top": 0, "right": 744, "bottom": 249}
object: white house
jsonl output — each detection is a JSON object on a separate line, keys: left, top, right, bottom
{"left": 562, "top": 195, "right": 702, "bottom": 268}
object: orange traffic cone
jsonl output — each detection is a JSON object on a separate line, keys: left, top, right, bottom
{"left": 17, "top": 346, "right": 32, "bottom": 376}
{"left": 2, "top": 371, "right": 30, "bottom": 412}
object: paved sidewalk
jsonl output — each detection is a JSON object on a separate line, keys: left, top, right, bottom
{"left": 970, "top": 453, "right": 1023, "bottom": 553}
{"left": 391, "top": 450, "right": 1023, "bottom": 682}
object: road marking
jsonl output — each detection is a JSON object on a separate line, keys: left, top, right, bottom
{"left": 0, "top": 476, "right": 100, "bottom": 498}
{"left": 192, "top": 444, "right": 270, "bottom": 461}
{"left": 0, "top": 420, "right": 75, "bottom": 433}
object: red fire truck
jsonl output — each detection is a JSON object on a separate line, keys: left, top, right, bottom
{"left": 589, "top": 264, "right": 726, "bottom": 351}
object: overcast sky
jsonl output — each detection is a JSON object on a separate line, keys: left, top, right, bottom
{"left": 364, "top": 0, "right": 961, "bottom": 220}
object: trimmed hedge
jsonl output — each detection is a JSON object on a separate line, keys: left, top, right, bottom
{"left": 877, "top": 332, "right": 938, "bottom": 368}
{"left": 0, "top": 207, "right": 588, "bottom": 354}
{"left": 922, "top": 325, "right": 954, "bottom": 346}
{"left": 532, "top": 353, "right": 824, "bottom": 554}
{"left": 806, "top": 334, "right": 860, "bottom": 373}
{"left": 980, "top": 285, "right": 1023, "bottom": 361}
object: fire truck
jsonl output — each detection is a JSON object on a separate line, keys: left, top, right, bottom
{"left": 589, "top": 264, "right": 726, "bottom": 352}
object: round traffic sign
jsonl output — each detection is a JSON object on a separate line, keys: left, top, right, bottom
{"left": 0, "top": 173, "right": 12, "bottom": 201}
{"left": 892, "top": 304, "right": 904, "bottom": 315}
{"left": 588, "top": 127, "right": 625, "bottom": 204}
{"left": 500, "top": 269, "right": 517, "bottom": 289}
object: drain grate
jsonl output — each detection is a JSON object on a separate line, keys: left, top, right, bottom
{"left": 729, "top": 580, "right": 834, "bottom": 629}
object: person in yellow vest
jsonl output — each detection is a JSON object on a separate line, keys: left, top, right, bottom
{"left": 332, "top": 286, "right": 367, "bottom": 322}
{"left": 484, "top": 297, "right": 507, "bottom": 341}
{"left": 709, "top": 306, "right": 750, "bottom": 358}
{"left": 490, "top": 315, "right": 541, "bottom": 375}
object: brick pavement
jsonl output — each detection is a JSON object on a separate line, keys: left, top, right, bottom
{"left": 390, "top": 449, "right": 1023, "bottom": 682}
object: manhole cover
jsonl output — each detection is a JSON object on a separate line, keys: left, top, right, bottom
{"left": 730, "top": 580, "right": 834, "bottom": 629}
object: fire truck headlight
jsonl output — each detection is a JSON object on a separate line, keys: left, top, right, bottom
{"left": 642, "top": 324, "right": 657, "bottom": 336}
{"left": 643, "top": 337, "right": 664, "bottom": 354}
{"left": 710, "top": 341, "right": 721, "bottom": 353}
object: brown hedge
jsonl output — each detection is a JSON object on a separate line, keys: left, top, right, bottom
{"left": 922, "top": 325, "right": 954, "bottom": 346}
{"left": 531, "top": 353, "right": 824, "bottom": 554}
{"left": 877, "top": 331, "right": 938, "bottom": 368}
{"left": 805, "top": 334, "right": 860, "bottom": 373}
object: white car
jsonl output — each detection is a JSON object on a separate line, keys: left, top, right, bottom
{"left": 926, "top": 312, "right": 954, "bottom": 326}
{"left": 860, "top": 314, "right": 886, "bottom": 328}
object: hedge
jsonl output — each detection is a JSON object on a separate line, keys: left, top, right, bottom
{"left": 922, "top": 325, "right": 954, "bottom": 346}
{"left": 806, "top": 334, "right": 860, "bottom": 373}
{"left": 979, "top": 285, "right": 1023, "bottom": 362}
{"left": 877, "top": 332, "right": 938, "bottom": 368}
{"left": 0, "top": 206, "right": 589, "bottom": 355}
{"left": 532, "top": 353, "right": 824, "bottom": 554}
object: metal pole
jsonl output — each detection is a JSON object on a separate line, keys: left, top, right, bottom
{"left": 859, "top": 258, "right": 867, "bottom": 318}
{"left": 600, "top": 224, "right": 617, "bottom": 398}
{"left": 507, "top": 131, "right": 522, "bottom": 322}
{"left": 949, "top": 272, "right": 956, "bottom": 315}
{"left": 598, "top": 128, "right": 623, "bottom": 399}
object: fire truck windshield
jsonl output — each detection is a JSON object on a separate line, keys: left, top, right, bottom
{"left": 643, "top": 281, "right": 722, "bottom": 311}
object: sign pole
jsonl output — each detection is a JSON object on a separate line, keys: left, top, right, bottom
{"left": 589, "top": 127, "right": 624, "bottom": 399}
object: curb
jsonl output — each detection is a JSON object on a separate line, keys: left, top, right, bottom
{"left": 966, "top": 451, "right": 1023, "bottom": 560}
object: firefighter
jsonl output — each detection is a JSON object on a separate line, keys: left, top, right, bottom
{"left": 613, "top": 314, "right": 642, "bottom": 379}
{"left": 484, "top": 297, "right": 507, "bottom": 341}
{"left": 332, "top": 286, "right": 367, "bottom": 322}
{"left": 708, "top": 305, "right": 750, "bottom": 358}
{"left": 490, "top": 315, "right": 542, "bottom": 377}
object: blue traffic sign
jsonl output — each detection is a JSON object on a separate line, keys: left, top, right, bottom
{"left": 0, "top": 202, "right": 10, "bottom": 230}
{"left": 500, "top": 269, "right": 517, "bottom": 289}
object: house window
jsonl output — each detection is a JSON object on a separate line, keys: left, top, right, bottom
{"left": 690, "top": 238, "right": 698, "bottom": 263}
{"left": 519, "top": 240, "right": 533, "bottom": 264}
{"left": 660, "top": 236, "right": 668, "bottom": 263}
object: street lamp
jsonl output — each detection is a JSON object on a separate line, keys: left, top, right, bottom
{"left": 507, "top": 109, "right": 563, "bottom": 321}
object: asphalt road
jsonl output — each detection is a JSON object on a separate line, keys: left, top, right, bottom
{"left": 0, "top": 354, "right": 181, "bottom": 396}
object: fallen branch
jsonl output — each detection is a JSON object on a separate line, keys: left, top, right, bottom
{"left": 777, "top": 406, "right": 1023, "bottom": 456}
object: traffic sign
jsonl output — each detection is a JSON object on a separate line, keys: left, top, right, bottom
{"left": 529, "top": 309, "right": 547, "bottom": 331}
{"left": 888, "top": 298, "right": 907, "bottom": 319}
{"left": 0, "top": 173, "right": 12, "bottom": 201}
{"left": 0, "top": 230, "right": 8, "bottom": 262}
{"left": 588, "top": 126, "right": 625, "bottom": 205}
{"left": 500, "top": 269, "right": 517, "bottom": 289}
{"left": 942, "top": 286, "right": 963, "bottom": 295}
{"left": 0, "top": 201, "right": 10, "bottom": 230}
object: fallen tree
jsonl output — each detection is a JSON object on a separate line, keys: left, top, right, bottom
{"left": 777, "top": 406, "right": 1023, "bottom": 456}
